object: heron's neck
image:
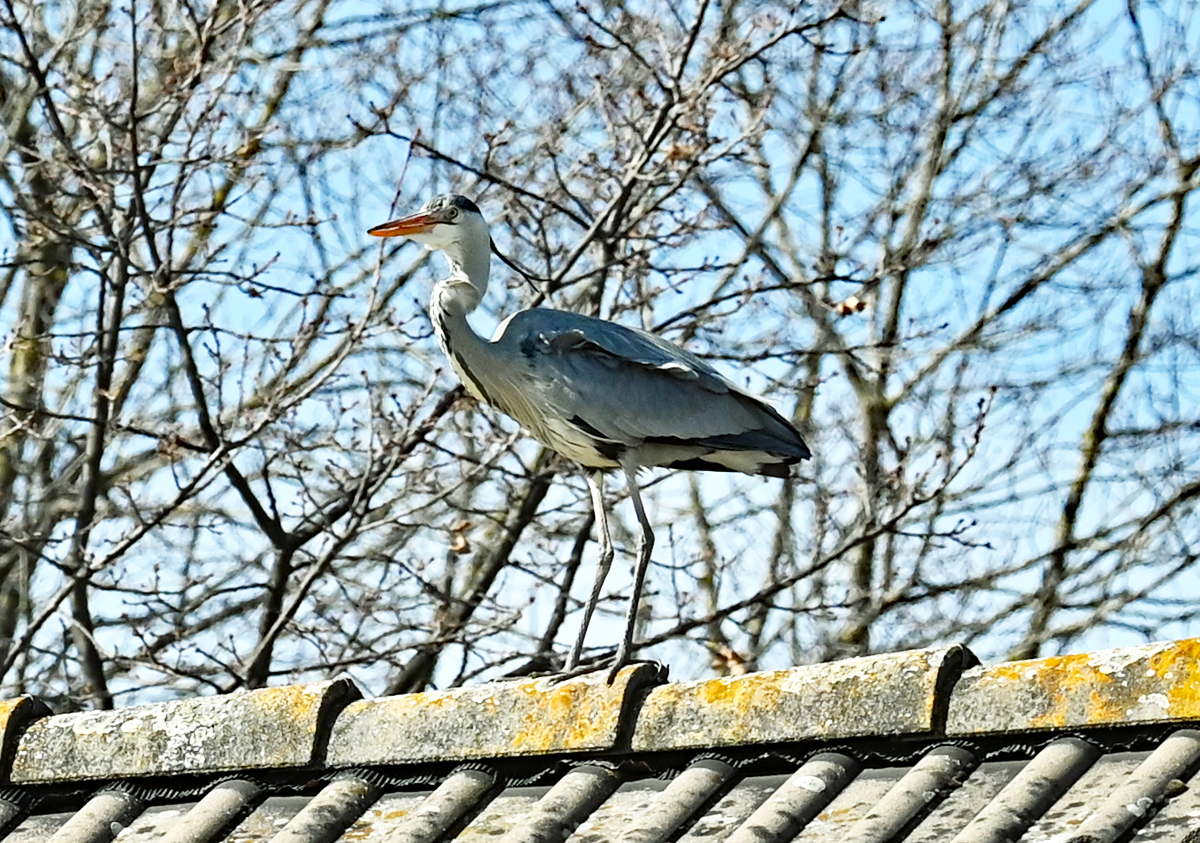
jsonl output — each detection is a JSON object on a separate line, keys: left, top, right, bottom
{"left": 429, "top": 241, "right": 490, "bottom": 347}
{"left": 429, "top": 263, "right": 497, "bottom": 404}
{"left": 430, "top": 277, "right": 482, "bottom": 353}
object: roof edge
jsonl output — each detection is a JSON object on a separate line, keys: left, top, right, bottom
{"left": 5, "top": 637, "right": 1200, "bottom": 782}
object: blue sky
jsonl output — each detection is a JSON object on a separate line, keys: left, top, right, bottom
{"left": 1, "top": 0, "right": 1197, "bottom": 698}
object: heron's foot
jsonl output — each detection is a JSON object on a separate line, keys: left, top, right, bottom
{"left": 604, "top": 642, "right": 634, "bottom": 685}
{"left": 606, "top": 657, "right": 666, "bottom": 685}
{"left": 544, "top": 650, "right": 665, "bottom": 685}
{"left": 501, "top": 652, "right": 560, "bottom": 679}
{"left": 602, "top": 641, "right": 669, "bottom": 684}
{"left": 545, "top": 659, "right": 606, "bottom": 685}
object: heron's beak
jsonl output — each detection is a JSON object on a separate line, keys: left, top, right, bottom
{"left": 368, "top": 211, "right": 437, "bottom": 238}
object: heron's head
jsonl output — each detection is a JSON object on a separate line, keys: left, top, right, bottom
{"left": 370, "top": 193, "right": 489, "bottom": 260}
{"left": 369, "top": 194, "right": 491, "bottom": 297}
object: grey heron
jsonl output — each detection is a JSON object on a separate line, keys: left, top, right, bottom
{"left": 370, "top": 193, "right": 810, "bottom": 680}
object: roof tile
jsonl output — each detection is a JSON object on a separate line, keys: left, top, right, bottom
{"left": 269, "top": 775, "right": 379, "bottom": 843}
{"left": 724, "top": 754, "right": 860, "bottom": 843}
{"left": 674, "top": 774, "right": 781, "bottom": 842}
{"left": 9, "top": 678, "right": 360, "bottom": 783}
{"left": 844, "top": 745, "right": 977, "bottom": 842}
{"left": 327, "top": 663, "right": 662, "bottom": 766}
{"left": 495, "top": 765, "right": 620, "bottom": 843}
{"left": 1063, "top": 729, "right": 1200, "bottom": 841}
{"left": 0, "top": 696, "right": 50, "bottom": 781}
{"left": 349, "top": 768, "right": 494, "bottom": 843}
{"left": 630, "top": 646, "right": 968, "bottom": 751}
{"left": 615, "top": 758, "right": 734, "bottom": 841}
{"left": 6, "top": 641, "right": 1200, "bottom": 841}
{"left": 946, "top": 638, "right": 1200, "bottom": 734}
{"left": 43, "top": 790, "right": 144, "bottom": 843}
{"left": 948, "top": 737, "right": 1099, "bottom": 842}
{"left": 156, "top": 780, "right": 263, "bottom": 843}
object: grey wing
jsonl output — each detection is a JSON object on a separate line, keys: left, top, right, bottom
{"left": 497, "top": 309, "right": 811, "bottom": 474}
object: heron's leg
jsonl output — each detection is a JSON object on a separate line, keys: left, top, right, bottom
{"left": 609, "top": 466, "right": 654, "bottom": 683}
{"left": 565, "top": 471, "right": 613, "bottom": 671}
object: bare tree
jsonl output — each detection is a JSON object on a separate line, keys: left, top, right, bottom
{"left": 1, "top": 0, "right": 1196, "bottom": 707}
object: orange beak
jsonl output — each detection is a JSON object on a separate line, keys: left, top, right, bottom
{"left": 368, "top": 211, "right": 437, "bottom": 238}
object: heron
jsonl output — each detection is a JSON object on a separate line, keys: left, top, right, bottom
{"left": 369, "top": 193, "right": 810, "bottom": 680}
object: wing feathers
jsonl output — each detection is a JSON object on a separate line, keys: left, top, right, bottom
{"left": 497, "top": 308, "right": 810, "bottom": 472}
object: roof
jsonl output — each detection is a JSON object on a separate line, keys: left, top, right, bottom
{"left": 3, "top": 639, "right": 1200, "bottom": 841}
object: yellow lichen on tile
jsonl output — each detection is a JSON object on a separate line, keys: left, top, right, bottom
{"left": 510, "top": 672, "right": 630, "bottom": 752}
{"left": 247, "top": 684, "right": 328, "bottom": 734}
{"left": 0, "top": 697, "right": 29, "bottom": 733}
{"left": 947, "top": 638, "right": 1200, "bottom": 735}
{"left": 632, "top": 648, "right": 956, "bottom": 751}
{"left": 326, "top": 665, "right": 661, "bottom": 765}
{"left": 1149, "top": 641, "right": 1200, "bottom": 715}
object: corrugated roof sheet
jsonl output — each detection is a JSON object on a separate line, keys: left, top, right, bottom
{"left": 3, "top": 638, "right": 1200, "bottom": 842}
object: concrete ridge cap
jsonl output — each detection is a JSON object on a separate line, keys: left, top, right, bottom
{"left": 946, "top": 637, "right": 1200, "bottom": 735}
{"left": 7, "top": 677, "right": 361, "bottom": 784}
{"left": 0, "top": 695, "right": 53, "bottom": 782}
{"left": 6, "top": 636, "right": 1200, "bottom": 784}
{"left": 629, "top": 645, "right": 973, "bottom": 752}
{"left": 1, "top": 646, "right": 976, "bottom": 776}
{"left": 327, "top": 662, "right": 664, "bottom": 766}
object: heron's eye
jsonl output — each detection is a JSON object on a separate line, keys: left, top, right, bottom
{"left": 447, "top": 207, "right": 459, "bottom": 221}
